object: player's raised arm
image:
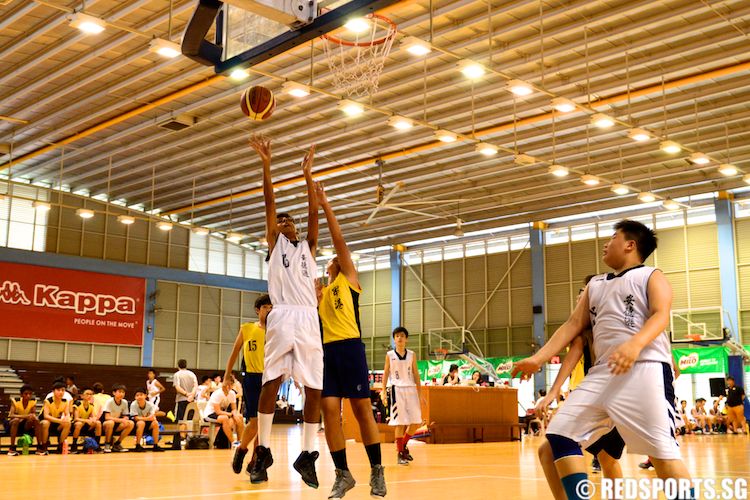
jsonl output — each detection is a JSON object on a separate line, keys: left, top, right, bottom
{"left": 224, "top": 328, "right": 245, "bottom": 383}
{"left": 608, "top": 269, "right": 673, "bottom": 375}
{"left": 316, "top": 182, "right": 359, "bottom": 289}
{"left": 512, "top": 286, "right": 591, "bottom": 379}
{"left": 250, "top": 134, "right": 279, "bottom": 253}
{"left": 302, "top": 144, "right": 318, "bottom": 255}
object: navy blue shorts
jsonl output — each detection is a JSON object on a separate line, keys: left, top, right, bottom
{"left": 322, "top": 339, "right": 371, "bottom": 399}
{"left": 242, "top": 372, "right": 263, "bottom": 419}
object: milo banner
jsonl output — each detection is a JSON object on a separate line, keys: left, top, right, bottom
{"left": 672, "top": 346, "right": 727, "bottom": 374}
{"left": 417, "top": 355, "right": 525, "bottom": 382}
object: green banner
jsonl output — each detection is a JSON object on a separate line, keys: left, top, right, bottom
{"left": 672, "top": 346, "right": 727, "bottom": 374}
{"left": 416, "top": 355, "right": 525, "bottom": 381}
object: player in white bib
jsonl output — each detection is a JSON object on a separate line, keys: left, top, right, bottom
{"left": 382, "top": 327, "right": 423, "bottom": 466}
{"left": 514, "top": 220, "right": 694, "bottom": 500}
{"left": 247, "top": 134, "right": 323, "bottom": 488}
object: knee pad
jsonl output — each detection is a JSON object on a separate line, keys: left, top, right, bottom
{"left": 546, "top": 433, "right": 583, "bottom": 460}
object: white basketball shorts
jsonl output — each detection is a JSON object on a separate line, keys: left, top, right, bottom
{"left": 388, "top": 386, "right": 422, "bottom": 426}
{"left": 262, "top": 304, "right": 323, "bottom": 390}
{"left": 546, "top": 361, "right": 681, "bottom": 460}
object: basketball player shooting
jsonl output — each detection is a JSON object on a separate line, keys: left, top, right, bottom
{"left": 246, "top": 134, "right": 324, "bottom": 489}
{"left": 513, "top": 220, "right": 694, "bottom": 500}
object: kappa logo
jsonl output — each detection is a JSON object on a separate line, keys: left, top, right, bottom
{"left": 678, "top": 353, "right": 699, "bottom": 371}
{"left": 0, "top": 281, "right": 136, "bottom": 316}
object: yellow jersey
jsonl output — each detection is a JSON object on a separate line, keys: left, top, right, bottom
{"left": 241, "top": 322, "right": 265, "bottom": 374}
{"left": 74, "top": 401, "right": 95, "bottom": 420}
{"left": 44, "top": 397, "right": 68, "bottom": 419}
{"left": 319, "top": 272, "right": 362, "bottom": 344}
{"left": 11, "top": 397, "right": 36, "bottom": 416}
{"left": 568, "top": 329, "right": 594, "bottom": 390}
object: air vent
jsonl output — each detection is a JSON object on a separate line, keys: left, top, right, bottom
{"left": 158, "top": 114, "right": 196, "bottom": 131}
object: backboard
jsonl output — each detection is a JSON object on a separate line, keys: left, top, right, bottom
{"left": 181, "top": 0, "right": 401, "bottom": 75}
{"left": 670, "top": 307, "right": 725, "bottom": 343}
{"left": 427, "top": 327, "right": 467, "bottom": 359}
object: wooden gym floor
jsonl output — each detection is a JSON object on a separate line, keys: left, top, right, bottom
{"left": 2, "top": 425, "right": 748, "bottom": 499}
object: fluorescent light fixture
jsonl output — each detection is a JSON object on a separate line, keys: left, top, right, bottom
{"left": 400, "top": 36, "right": 431, "bottom": 56}
{"left": 338, "top": 100, "right": 364, "bottom": 116}
{"left": 638, "top": 192, "right": 656, "bottom": 203}
{"left": 548, "top": 164, "right": 568, "bottom": 177}
{"left": 591, "top": 113, "right": 615, "bottom": 129}
{"left": 33, "top": 201, "right": 51, "bottom": 212}
{"left": 475, "top": 142, "right": 498, "bottom": 156}
{"left": 718, "top": 164, "right": 738, "bottom": 176}
{"left": 229, "top": 68, "right": 249, "bottom": 80}
{"left": 689, "top": 152, "right": 710, "bottom": 165}
{"left": 387, "top": 116, "right": 413, "bottom": 130}
{"left": 149, "top": 38, "right": 181, "bottom": 58}
{"left": 156, "top": 221, "right": 173, "bottom": 231}
{"left": 581, "top": 174, "right": 600, "bottom": 186}
{"left": 507, "top": 79, "right": 533, "bottom": 96}
{"left": 435, "top": 130, "right": 457, "bottom": 143}
{"left": 610, "top": 184, "right": 629, "bottom": 195}
{"left": 660, "top": 140, "right": 681, "bottom": 154}
{"left": 69, "top": 12, "right": 106, "bottom": 34}
{"left": 662, "top": 198, "right": 680, "bottom": 210}
{"left": 76, "top": 208, "right": 95, "bottom": 219}
{"left": 117, "top": 215, "right": 135, "bottom": 225}
{"left": 344, "top": 17, "right": 370, "bottom": 34}
{"left": 458, "top": 60, "right": 485, "bottom": 79}
{"left": 514, "top": 154, "right": 536, "bottom": 165}
{"left": 628, "top": 128, "right": 650, "bottom": 142}
{"left": 551, "top": 98, "right": 576, "bottom": 113}
{"left": 320, "top": 247, "right": 334, "bottom": 256}
{"left": 282, "top": 81, "right": 310, "bottom": 98}
{"left": 226, "top": 232, "right": 243, "bottom": 243}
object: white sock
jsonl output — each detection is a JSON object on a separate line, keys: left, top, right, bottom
{"left": 302, "top": 422, "right": 318, "bottom": 452}
{"left": 257, "top": 412, "right": 274, "bottom": 448}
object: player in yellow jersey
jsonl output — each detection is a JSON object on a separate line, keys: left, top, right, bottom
{"left": 41, "top": 381, "right": 72, "bottom": 454}
{"left": 315, "top": 182, "right": 386, "bottom": 499}
{"left": 225, "top": 294, "right": 272, "bottom": 478}
{"left": 71, "top": 387, "right": 102, "bottom": 453}
{"left": 7, "top": 384, "right": 42, "bottom": 456}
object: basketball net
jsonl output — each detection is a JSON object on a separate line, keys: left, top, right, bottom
{"left": 434, "top": 348, "right": 448, "bottom": 362}
{"left": 321, "top": 13, "right": 397, "bottom": 97}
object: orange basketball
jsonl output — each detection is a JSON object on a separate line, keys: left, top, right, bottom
{"left": 240, "top": 86, "right": 275, "bottom": 121}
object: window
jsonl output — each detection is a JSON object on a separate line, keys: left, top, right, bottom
{"left": 0, "top": 184, "right": 48, "bottom": 252}
{"left": 189, "top": 232, "right": 266, "bottom": 280}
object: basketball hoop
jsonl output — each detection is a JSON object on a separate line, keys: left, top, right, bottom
{"left": 434, "top": 348, "right": 448, "bottom": 361}
{"left": 321, "top": 13, "right": 397, "bottom": 97}
{"left": 687, "top": 333, "right": 704, "bottom": 342}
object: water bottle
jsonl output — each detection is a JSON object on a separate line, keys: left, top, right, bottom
{"left": 21, "top": 437, "right": 29, "bottom": 456}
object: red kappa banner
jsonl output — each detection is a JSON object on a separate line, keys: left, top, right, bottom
{"left": 0, "top": 261, "right": 145, "bottom": 345}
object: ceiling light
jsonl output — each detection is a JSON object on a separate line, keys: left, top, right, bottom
{"left": 551, "top": 97, "right": 576, "bottom": 113}
{"left": 454, "top": 219, "right": 464, "bottom": 237}
{"left": 662, "top": 198, "right": 680, "bottom": 210}
{"left": 282, "top": 81, "right": 310, "bottom": 98}
{"left": 344, "top": 17, "right": 370, "bottom": 34}
{"left": 148, "top": 38, "right": 181, "bottom": 59}
{"left": 350, "top": 252, "right": 361, "bottom": 261}
{"left": 156, "top": 221, "right": 173, "bottom": 231}
{"left": 548, "top": 165, "right": 568, "bottom": 177}
{"left": 320, "top": 247, "right": 334, "bottom": 256}
{"left": 229, "top": 68, "right": 249, "bottom": 80}
{"left": 388, "top": 116, "right": 413, "bottom": 130}
{"left": 689, "top": 152, "right": 710, "bottom": 165}
{"left": 514, "top": 154, "right": 536, "bottom": 165}
{"left": 400, "top": 36, "right": 431, "bottom": 56}
{"left": 76, "top": 208, "right": 95, "bottom": 219}
{"left": 581, "top": 174, "right": 600, "bottom": 186}
{"left": 718, "top": 164, "right": 738, "bottom": 176}
{"left": 192, "top": 227, "right": 209, "bottom": 236}
{"left": 475, "top": 143, "right": 498, "bottom": 156}
{"left": 338, "top": 100, "right": 364, "bottom": 116}
{"left": 436, "top": 130, "right": 457, "bottom": 143}
{"left": 69, "top": 12, "right": 106, "bottom": 34}
{"left": 458, "top": 60, "right": 485, "bottom": 79}
{"left": 591, "top": 113, "right": 615, "bottom": 129}
{"left": 507, "top": 79, "right": 533, "bottom": 96}
{"left": 611, "top": 184, "right": 629, "bottom": 195}
{"left": 117, "top": 215, "right": 135, "bottom": 225}
{"left": 33, "top": 201, "right": 51, "bottom": 212}
{"left": 744, "top": 174, "right": 750, "bottom": 185}
{"left": 660, "top": 140, "right": 681, "bottom": 154}
{"left": 226, "top": 232, "right": 243, "bottom": 243}
{"left": 638, "top": 192, "right": 656, "bottom": 203}
{"left": 628, "top": 128, "right": 650, "bottom": 142}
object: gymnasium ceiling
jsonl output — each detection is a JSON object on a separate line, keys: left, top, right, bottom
{"left": 1, "top": 0, "right": 750, "bottom": 251}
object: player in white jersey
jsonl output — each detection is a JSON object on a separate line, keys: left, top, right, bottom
{"left": 514, "top": 220, "right": 694, "bottom": 500}
{"left": 247, "top": 134, "right": 323, "bottom": 488}
{"left": 382, "top": 326, "right": 422, "bottom": 466}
